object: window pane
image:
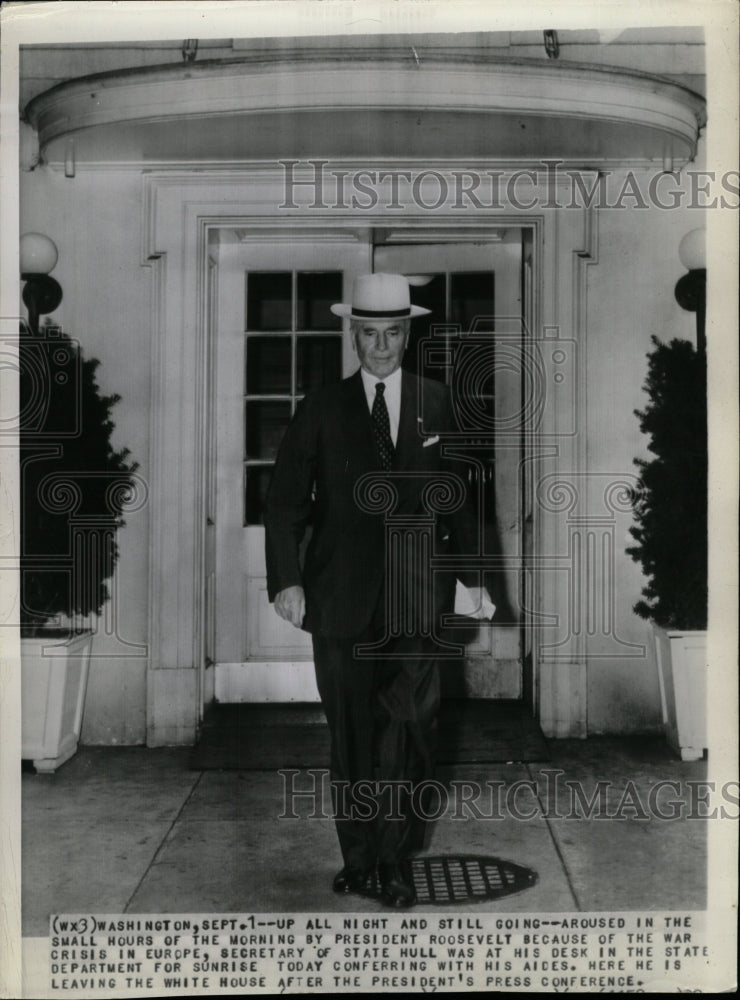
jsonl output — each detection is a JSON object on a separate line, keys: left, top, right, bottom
{"left": 246, "top": 336, "right": 292, "bottom": 395}
{"left": 297, "top": 272, "right": 342, "bottom": 331}
{"left": 296, "top": 336, "right": 341, "bottom": 392}
{"left": 450, "top": 271, "right": 495, "bottom": 333}
{"left": 247, "top": 272, "right": 292, "bottom": 330}
{"left": 245, "top": 401, "right": 292, "bottom": 460}
{"left": 406, "top": 273, "right": 445, "bottom": 380}
{"left": 244, "top": 465, "right": 274, "bottom": 525}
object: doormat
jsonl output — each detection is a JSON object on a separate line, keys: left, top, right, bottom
{"left": 189, "top": 699, "right": 549, "bottom": 770}
{"left": 361, "top": 855, "right": 538, "bottom": 905}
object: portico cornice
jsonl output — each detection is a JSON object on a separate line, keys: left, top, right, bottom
{"left": 25, "top": 53, "right": 706, "bottom": 169}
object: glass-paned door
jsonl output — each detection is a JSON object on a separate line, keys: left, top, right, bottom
{"left": 213, "top": 240, "right": 370, "bottom": 701}
{"left": 243, "top": 270, "right": 343, "bottom": 525}
{"left": 213, "top": 235, "right": 524, "bottom": 702}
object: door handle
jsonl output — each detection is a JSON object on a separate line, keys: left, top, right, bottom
{"left": 207, "top": 517, "right": 215, "bottom": 526}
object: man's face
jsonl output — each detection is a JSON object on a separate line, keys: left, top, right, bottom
{"left": 352, "top": 319, "right": 410, "bottom": 379}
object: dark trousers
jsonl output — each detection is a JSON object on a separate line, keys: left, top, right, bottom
{"left": 312, "top": 604, "right": 440, "bottom": 870}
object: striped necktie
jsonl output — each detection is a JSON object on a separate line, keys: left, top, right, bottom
{"left": 372, "top": 382, "right": 394, "bottom": 471}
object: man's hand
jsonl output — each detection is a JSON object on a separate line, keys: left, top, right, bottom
{"left": 274, "top": 585, "right": 306, "bottom": 628}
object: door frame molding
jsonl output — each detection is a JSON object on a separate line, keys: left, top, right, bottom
{"left": 141, "top": 166, "right": 596, "bottom": 744}
{"left": 214, "top": 232, "right": 529, "bottom": 704}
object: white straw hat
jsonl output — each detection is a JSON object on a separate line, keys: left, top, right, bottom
{"left": 330, "top": 273, "right": 431, "bottom": 319}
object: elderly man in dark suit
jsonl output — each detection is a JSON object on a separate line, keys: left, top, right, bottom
{"left": 265, "top": 273, "right": 490, "bottom": 908}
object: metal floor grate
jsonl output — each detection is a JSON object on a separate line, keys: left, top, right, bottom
{"left": 365, "top": 855, "right": 537, "bottom": 905}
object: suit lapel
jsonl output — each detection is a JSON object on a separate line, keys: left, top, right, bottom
{"left": 394, "top": 371, "right": 420, "bottom": 470}
{"left": 342, "top": 369, "right": 377, "bottom": 470}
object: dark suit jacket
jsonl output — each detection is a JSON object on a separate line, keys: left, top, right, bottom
{"left": 264, "top": 369, "right": 480, "bottom": 638}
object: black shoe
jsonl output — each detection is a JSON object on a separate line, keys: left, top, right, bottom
{"left": 333, "top": 865, "right": 372, "bottom": 894}
{"left": 378, "top": 863, "right": 416, "bottom": 908}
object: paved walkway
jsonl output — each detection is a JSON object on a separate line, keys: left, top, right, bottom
{"left": 22, "top": 737, "right": 707, "bottom": 936}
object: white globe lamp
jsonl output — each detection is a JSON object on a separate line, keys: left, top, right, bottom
{"left": 678, "top": 228, "right": 705, "bottom": 272}
{"left": 20, "top": 232, "right": 59, "bottom": 276}
{"left": 20, "top": 233, "right": 62, "bottom": 333}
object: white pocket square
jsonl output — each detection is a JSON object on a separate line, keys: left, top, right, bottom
{"left": 422, "top": 435, "right": 440, "bottom": 447}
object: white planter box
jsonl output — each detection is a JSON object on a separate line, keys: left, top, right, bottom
{"left": 21, "top": 632, "right": 93, "bottom": 772}
{"left": 653, "top": 624, "right": 707, "bottom": 761}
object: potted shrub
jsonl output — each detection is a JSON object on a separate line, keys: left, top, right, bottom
{"left": 20, "top": 313, "right": 137, "bottom": 771}
{"left": 628, "top": 334, "right": 707, "bottom": 760}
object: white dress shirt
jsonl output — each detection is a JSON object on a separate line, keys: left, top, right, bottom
{"left": 360, "top": 365, "right": 402, "bottom": 445}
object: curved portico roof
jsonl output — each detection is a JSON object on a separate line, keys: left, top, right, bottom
{"left": 25, "top": 48, "right": 706, "bottom": 169}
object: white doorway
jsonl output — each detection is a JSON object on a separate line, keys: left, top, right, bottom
{"left": 210, "top": 228, "right": 527, "bottom": 703}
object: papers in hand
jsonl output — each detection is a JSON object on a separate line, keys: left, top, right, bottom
{"left": 454, "top": 580, "right": 496, "bottom": 620}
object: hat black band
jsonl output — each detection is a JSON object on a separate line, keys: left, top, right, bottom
{"left": 351, "top": 306, "right": 411, "bottom": 318}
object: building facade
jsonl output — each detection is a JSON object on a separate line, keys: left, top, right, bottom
{"left": 16, "top": 30, "right": 709, "bottom": 746}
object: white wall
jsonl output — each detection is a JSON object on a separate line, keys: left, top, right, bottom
{"left": 16, "top": 33, "right": 707, "bottom": 743}
{"left": 20, "top": 149, "right": 709, "bottom": 742}
{"left": 21, "top": 166, "right": 152, "bottom": 744}
{"left": 584, "top": 156, "right": 705, "bottom": 733}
